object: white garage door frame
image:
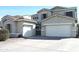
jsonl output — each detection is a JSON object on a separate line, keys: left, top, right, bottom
{"left": 22, "top": 25, "right": 33, "bottom": 37}
{"left": 45, "top": 24, "right": 72, "bottom": 37}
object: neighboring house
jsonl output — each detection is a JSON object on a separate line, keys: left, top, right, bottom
{"left": 32, "top": 6, "right": 78, "bottom": 37}
{"left": 1, "top": 15, "right": 37, "bottom": 37}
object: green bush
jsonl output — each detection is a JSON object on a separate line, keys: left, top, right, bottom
{"left": 0, "top": 28, "right": 9, "bottom": 41}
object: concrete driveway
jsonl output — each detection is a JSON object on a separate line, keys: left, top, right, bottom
{"left": 0, "top": 37, "right": 79, "bottom": 52}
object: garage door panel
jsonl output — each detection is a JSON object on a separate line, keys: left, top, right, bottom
{"left": 23, "top": 25, "right": 33, "bottom": 37}
{"left": 46, "top": 25, "right": 71, "bottom": 37}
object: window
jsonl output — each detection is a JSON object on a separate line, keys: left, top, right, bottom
{"left": 36, "top": 17, "right": 38, "bottom": 19}
{"left": 66, "top": 11, "right": 73, "bottom": 17}
{"left": 42, "top": 14, "right": 47, "bottom": 19}
{"left": 33, "top": 17, "right": 35, "bottom": 19}
{"left": 35, "top": 17, "right": 37, "bottom": 19}
{"left": 33, "top": 17, "right": 38, "bottom": 19}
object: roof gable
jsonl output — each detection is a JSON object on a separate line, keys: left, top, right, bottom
{"left": 37, "top": 8, "right": 50, "bottom": 13}
{"left": 42, "top": 14, "right": 76, "bottom": 23}
{"left": 1, "top": 15, "right": 14, "bottom": 23}
{"left": 2, "top": 15, "right": 37, "bottom": 24}
{"left": 51, "top": 6, "right": 67, "bottom": 10}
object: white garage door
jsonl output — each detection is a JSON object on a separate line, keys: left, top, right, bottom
{"left": 46, "top": 25, "right": 72, "bottom": 37}
{"left": 23, "top": 25, "right": 33, "bottom": 37}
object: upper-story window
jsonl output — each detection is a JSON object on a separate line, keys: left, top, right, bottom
{"left": 36, "top": 17, "right": 38, "bottom": 19}
{"left": 42, "top": 14, "right": 47, "bottom": 19}
{"left": 65, "top": 11, "right": 73, "bottom": 17}
{"left": 33, "top": 17, "right": 38, "bottom": 19}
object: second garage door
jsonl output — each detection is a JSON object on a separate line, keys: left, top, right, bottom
{"left": 23, "top": 25, "right": 33, "bottom": 37}
{"left": 46, "top": 25, "right": 72, "bottom": 37}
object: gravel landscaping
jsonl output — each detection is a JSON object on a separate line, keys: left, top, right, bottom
{"left": 0, "top": 38, "right": 79, "bottom": 52}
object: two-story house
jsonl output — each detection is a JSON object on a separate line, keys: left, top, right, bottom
{"left": 32, "top": 6, "right": 78, "bottom": 37}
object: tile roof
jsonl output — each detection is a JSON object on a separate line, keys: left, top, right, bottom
{"left": 14, "top": 18, "right": 37, "bottom": 23}
{"left": 2, "top": 15, "right": 37, "bottom": 23}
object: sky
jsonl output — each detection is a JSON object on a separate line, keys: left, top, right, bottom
{"left": 0, "top": 6, "right": 79, "bottom": 22}
{"left": 0, "top": 6, "right": 53, "bottom": 19}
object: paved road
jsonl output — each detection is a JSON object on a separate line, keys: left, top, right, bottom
{"left": 0, "top": 38, "right": 79, "bottom": 52}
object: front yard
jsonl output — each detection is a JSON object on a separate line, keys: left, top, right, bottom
{"left": 0, "top": 38, "right": 79, "bottom": 52}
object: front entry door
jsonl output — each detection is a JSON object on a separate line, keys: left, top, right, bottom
{"left": 35, "top": 24, "right": 41, "bottom": 36}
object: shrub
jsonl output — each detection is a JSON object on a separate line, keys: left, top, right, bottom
{"left": 0, "top": 28, "right": 9, "bottom": 41}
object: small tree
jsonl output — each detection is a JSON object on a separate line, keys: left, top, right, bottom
{"left": 0, "top": 28, "right": 9, "bottom": 41}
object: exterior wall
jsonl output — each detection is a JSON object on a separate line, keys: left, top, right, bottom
{"left": 16, "top": 21, "right": 23, "bottom": 34}
{"left": 42, "top": 16, "right": 75, "bottom": 25}
{"left": 41, "top": 26, "right": 46, "bottom": 36}
{"left": 51, "top": 7, "right": 77, "bottom": 18}
{"left": 3, "top": 19, "right": 16, "bottom": 33}
{"left": 38, "top": 11, "right": 51, "bottom": 22}
{"left": 15, "top": 21, "right": 36, "bottom": 36}
{"left": 71, "top": 24, "right": 77, "bottom": 37}
{"left": 32, "top": 10, "right": 52, "bottom": 22}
